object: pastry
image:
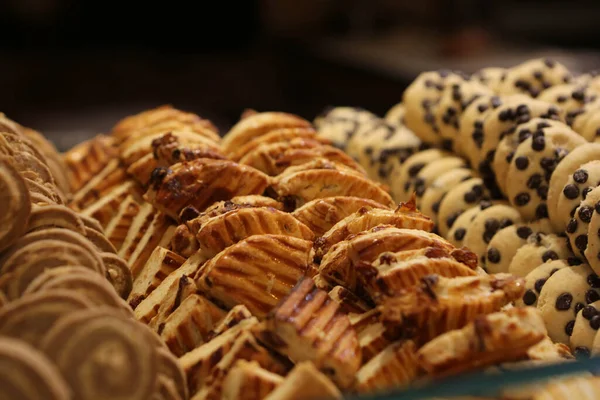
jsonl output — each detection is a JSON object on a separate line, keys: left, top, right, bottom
{"left": 516, "top": 260, "right": 569, "bottom": 308}
{"left": 547, "top": 143, "right": 600, "bottom": 231}
{"left": 63, "top": 134, "right": 117, "bottom": 192}
{"left": 508, "top": 233, "right": 572, "bottom": 278}
{"left": 380, "top": 273, "right": 524, "bottom": 344}
{"left": 327, "top": 286, "right": 372, "bottom": 315}
{"left": 221, "top": 360, "right": 283, "bottom": 400}
{"left": 437, "top": 178, "right": 491, "bottom": 237}
{"left": 292, "top": 196, "right": 389, "bottom": 236}
{"left": 195, "top": 235, "right": 312, "bottom": 317}
{"left": 462, "top": 204, "right": 522, "bottom": 265}
{"left": 417, "top": 307, "right": 547, "bottom": 377}
{"left": 259, "top": 278, "right": 361, "bottom": 389}
{"left": 228, "top": 127, "right": 319, "bottom": 162}
{"left": 499, "top": 58, "right": 573, "bottom": 97}
{"left": 0, "top": 158, "right": 31, "bottom": 252}
{"left": 101, "top": 252, "right": 133, "bottom": 299}
{"left": 567, "top": 186, "right": 600, "bottom": 260}
{"left": 206, "top": 305, "right": 254, "bottom": 341}
{"left": 80, "top": 180, "right": 140, "bottom": 228}
{"left": 537, "top": 263, "right": 600, "bottom": 344}
{"left": 262, "top": 362, "right": 342, "bottom": 400}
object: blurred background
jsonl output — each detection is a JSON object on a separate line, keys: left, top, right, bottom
{"left": 2, "top": 0, "right": 600, "bottom": 149}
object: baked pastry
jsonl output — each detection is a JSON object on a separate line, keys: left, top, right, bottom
{"left": 228, "top": 127, "right": 320, "bottom": 162}
{"left": 195, "top": 235, "right": 312, "bottom": 317}
{"left": 517, "top": 260, "right": 570, "bottom": 308}
{"left": 258, "top": 278, "right": 361, "bottom": 389}
{"left": 0, "top": 158, "right": 31, "bottom": 252}
{"left": 144, "top": 159, "right": 270, "bottom": 219}
{"left": 292, "top": 196, "right": 389, "bottom": 236}
{"left": 381, "top": 273, "right": 524, "bottom": 344}
{"left": 262, "top": 362, "right": 342, "bottom": 400}
{"left": 207, "top": 305, "right": 254, "bottom": 341}
{"left": 221, "top": 360, "right": 284, "bottom": 400}
{"left": 417, "top": 307, "right": 547, "bottom": 377}
{"left": 63, "top": 134, "right": 117, "bottom": 192}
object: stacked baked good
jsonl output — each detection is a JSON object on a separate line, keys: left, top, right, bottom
{"left": 316, "top": 60, "right": 600, "bottom": 363}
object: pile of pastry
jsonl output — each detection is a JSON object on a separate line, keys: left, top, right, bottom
{"left": 317, "top": 58, "right": 600, "bottom": 361}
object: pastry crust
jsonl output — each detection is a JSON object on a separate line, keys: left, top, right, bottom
{"left": 144, "top": 159, "right": 270, "bottom": 219}
{"left": 0, "top": 158, "right": 31, "bottom": 252}
{"left": 228, "top": 127, "right": 319, "bottom": 162}
{"left": 222, "top": 360, "right": 284, "bottom": 400}
{"left": 63, "top": 134, "right": 117, "bottom": 192}
{"left": 262, "top": 362, "right": 342, "bottom": 400}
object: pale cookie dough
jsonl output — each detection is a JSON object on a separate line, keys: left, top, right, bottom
{"left": 537, "top": 263, "right": 600, "bottom": 344}
{"left": 384, "top": 103, "right": 406, "bottom": 128}
{"left": 499, "top": 58, "right": 573, "bottom": 98}
{"left": 314, "top": 106, "right": 379, "bottom": 149}
{"left": 473, "top": 67, "right": 507, "bottom": 93}
{"left": 570, "top": 299, "right": 600, "bottom": 357}
{"left": 517, "top": 259, "right": 569, "bottom": 308}
{"left": 457, "top": 95, "right": 503, "bottom": 163}
{"left": 463, "top": 204, "right": 522, "bottom": 265}
{"left": 506, "top": 124, "right": 586, "bottom": 221}
{"left": 408, "top": 156, "right": 467, "bottom": 206}
{"left": 555, "top": 161, "right": 600, "bottom": 233}
{"left": 567, "top": 186, "right": 600, "bottom": 261}
{"left": 420, "top": 168, "right": 475, "bottom": 230}
{"left": 434, "top": 80, "right": 492, "bottom": 152}
{"left": 437, "top": 177, "right": 491, "bottom": 237}
{"left": 508, "top": 233, "right": 573, "bottom": 277}
{"left": 446, "top": 202, "right": 491, "bottom": 248}
{"left": 584, "top": 198, "right": 600, "bottom": 275}
{"left": 403, "top": 70, "right": 465, "bottom": 146}
{"left": 388, "top": 149, "right": 450, "bottom": 202}
{"left": 548, "top": 144, "right": 600, "bottom": 231}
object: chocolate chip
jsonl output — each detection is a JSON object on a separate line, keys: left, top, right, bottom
{"left": 580, "top": 206, "right": 593, "bottom": 223}
{"left": 588, "top": 274, "right": 600, "bottom": 288}
{"left": 583, "top": 305, "right": 597, "bottom": 320}
{"left": 540, "top": 157, "right": 557, "bottom": 172}
{"left": 472, "top": 184, "right": 484, "bottom": 196}
{"left": 556, "top": 293, "right": 573, "bottom": 310}
{"left": 514, "top": 192, "right": 530, "bottom": 206}
{"left": 576, "top": 235, "right": 589, "bottom": 252}
{"left": 472, "top": 131, "right": 484, "bottom": 147}
{"left": 569, "top": 257, "right": 583, "bottom": 266}
{"left": 484, "top": 218, "right": 500, "bottom": 233}
{"left": 575, "top": 302, "right": 585, "bottom": 315}
{"left": 506, "top": 151, "right": 515, "bottom": 163}
{"left": 464, "top": 191, "right": 477, "bottom": 203}
{"left": 499, "top": 218, "right": 513, "bottom": 229}
{"left": 574, "top": 169, "right": 589, "bottom": 184}
{"left": 534, "top": 278, "right": 546, "bottom": 293}
{"left": 532, "top": 136, "right": 545, "bottom": 151}
{"left": 586, "top": 290, "right": 600, "bottom": 304}
{"left": 487, "top": 248, "right": 500, "bottom": 263}
{"left": 544, "top": 59, "right": 556, "bottom": 68}
{"left": 591, "top": 315, "right": 600, "bottom": 330}
{"left": 432, "top": 201, "right": 440, "bottom": 213}
{"left": 550, "top": 268, "right": 559, "bottom": 276}
{"left": 480, "top": 200, "right": 493, "bottom": 210}
{"left": 515, "top": 156, "right": 529, "bottom": 170}
{"left": 454, "top": 227, "right": 466, "bottom": 241}
{"left": 535, "top": 204, "right": 549, "bottom": 219}
{"left": 523, "top": 289, "right": 537, "bottom": 306}
{"left": 483, "top": 230, "right": 496, "bottom": 244}
{"left": 565, "top": 320, "right": 575, "bottom": 336}
{"left": 517, "top": 226, "right": 533, "bottom": 239}
{"left": 446, "top": 212, "right": 461, "bottom": 229}
{"left": 563, "top": 184, "right": 579, "bottom": 199}
{"left": 542, "top": 250, "right": 559, "bottom": 262}
{"left": 583, "top": 187, "right": 592, "bottom": 200}
{"left": 567, "top": 218, "right": 578, "bottom": 233}
{"left": 596, "top": 201, "right": 600, "bottom": 214}
{"left": 575, "top": 347, "right": 591, "bottom": 358}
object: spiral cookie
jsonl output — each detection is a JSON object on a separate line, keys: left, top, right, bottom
{"left": 0, "top": 290, "right": 93, "bottom": 347}
{"left": 26, "top": 204, "right": 86, "bottom": 235}
{"left": 0, "top": 337, "right": 70, "bottom": 400}
{"left": 457, "top": 95, "right": 503, "bottom": 164}
{"left": 389, "top": 149, "right": 450, "bottom": 202}
{"left": 156, "top": 347, "right": 189, "bottom": 400}
{"left": 537, "top": 263, "right": 600, "bottom": 344}
{"left": 570, "top": 300, "right": 600, "bottom": 357}
{"left": 40, "top": 308, "right": 159, "bottom": 400}
{"left": 548, "top": 144, "right": 600, "bottom": 231}
{"left": 462, "top": 204, "right": 522, "bottom": 265}
{"left": 437, "top": 177, "right": 491, "bottom": 237}
{"left": 446, "top": 202, "right": 489, "bottom": 248}
{"left": 567, "top": 186, "right": 600, "bottom": 261}
{"left": 508, "top": 233, "right": 573, "bottom": 277}
{"left": 506, "top": 124, "right": 586, "bottom": 221}
{"left": 517, "top": 259, "right": 569, "bottom": 308}
{"left": 0, "top": 158, "right": 31, "bottom": 252}
{"left": 420, "top": 168, "right": 475, "bottom": 229}
{"left": 314, "top": 107, "right": 379, "bottom": 150}
{"left": 499, "top": 58, "right": 573, "bottom": 97}
{"left": 406, "top": 156, "right": 467, "bottom": 205}
{"left": 556, "top": 161, "right": 600, "bottom": 234}
{"left": 101, "top": 252, "right": 133, "bottom": 299}
{"left": 434, "top": 80, "right": 492, "bottom": 152}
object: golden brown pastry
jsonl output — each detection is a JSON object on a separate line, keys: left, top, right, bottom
{"left": 195, "top": 235, "right": 312, "bottom": 317}
{"left": 0, "top": 158, "right": 31, "bottom": 252}
{"left": 27, "top": 204, "right": 85, "bottom": 235}
{"left": 69, "top": 159, "right": 129, "bottom": 210}
{"left": 63, "top": 134, "right": 117, "bottom": 193}
{"left": 258, "top": 278, "right": 361, "bottom": 389}
{"left": 80, "top": 180, "right": 140, "bottom": 228}
{"left": 221, "top": 360, "right": 284, "bottom": 400}
{"left": 228, "top": 127, "right": 320, "bottom": 162}
{"left": 144, "top": 159, "right": 270, "bottom": 219}
{"left": 206, "top": 305, "right": 254, "bottom": 341}
{"left": 262, "top": 362, "right": 342, "bottom": 400}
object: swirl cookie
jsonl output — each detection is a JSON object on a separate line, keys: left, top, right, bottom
{"left": 570, "top": 300, "right": 600, "bottom": 357}
{"left": 0, "top": 158, "right": 31, "bottom": 252}
{"left": 499, "top": 58, "right": 573, "bottom": 97}
{"left": 506, "top": 123, "right": 586, "bottom": 221}
{"left": 537, "top": 263, "right": 600, "bottom": 344}
{"left": 548, "top": 144, "right": 600, "bottom": 231}
{"left": 446, "top": 201, "right": 491, "bottom": 248}
{"left": 463, "top": 204, "right": 522, "bottom": 265}
{"left": 556, "top": 161, "right": 600, "bottom": 234}
{"left": 420, "top": 168, "right": 475, "bottom": 230}
{"left": 314, "top": 107, "right": 379, "bottom": 150}
{"left": 567, "top": 186, "right": 600, "bottom": 261}
{"left": 508, "top": 233, "right": 572, "bottom": 278}
{"left": 388, "top": 149, "right": 451, "bottom": 202}
{"left": 457, "top": 95, "right": 503, "bottom": 164}
{"left": 437, "top": 177, "right": 491, "bottom": 237}
{"left": 517, "top": 259, "right": 569, "bottom": 308}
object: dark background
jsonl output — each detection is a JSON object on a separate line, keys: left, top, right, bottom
{"left": 1, "top": 0, "right": 600, "bottom": 149}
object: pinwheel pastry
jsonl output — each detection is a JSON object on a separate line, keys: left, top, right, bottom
{"left": 222, "top": 111, "right": 312, "bottom": 154}
{"left": 357, "top": 246, "right": 478, "bottom": 300}
{"left": 145, "top": 159, "right": 270, "bottom": 220}
{"left": 195, "top": 234, "right": 312, "bottom": 317}
{"left": 381, "top": 273, "right": 525, "bottom": 344}
{"left": 111, "top": 104, "right": 218, "bottom": 144}
{"left": 416, "top": 307, "right": 547, "bottom": 377}
{"left": 313, "top": 197, "right": 434, "bottom": 260}
{"left": 257, "top": 277, "right": 361, "bottom": 389}
{"left": 292, "top": 196, "right": 390, "bottom": 236}
{"left": 0, "top": 158, "right": 31, "bottom": 252}
{"left": 228, "top": 126, "right": 320, "bottom": 162}
{"left": 271, "top": 166, "right": 394, "bottom": 210}
{"left": 318, "top": 225, "right": 455, "bottom": 292}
